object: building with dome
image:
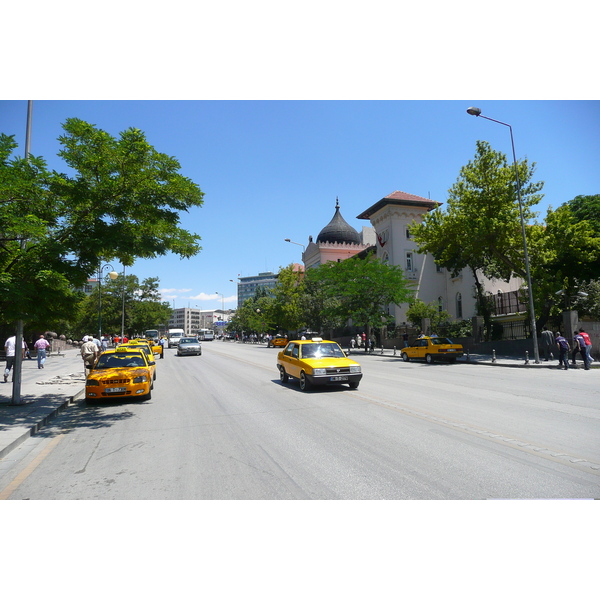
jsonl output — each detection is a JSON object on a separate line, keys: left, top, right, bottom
{"left": 303, "top": 198, "right": 375, "bottom": 269}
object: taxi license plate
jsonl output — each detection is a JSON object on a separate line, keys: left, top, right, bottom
{"left": 330, "top": 375, "right": 348, "bottom": 381}
{"left": 106, "top": 387, "right": 127, "bottom": 393}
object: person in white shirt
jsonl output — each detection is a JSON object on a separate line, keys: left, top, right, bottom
{"left": 4, "top": 335, "right": 26, "bottom": 382}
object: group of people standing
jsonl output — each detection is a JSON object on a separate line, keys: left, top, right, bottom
{"left": 542, "top": 326, "right": 594, "bottom": 370}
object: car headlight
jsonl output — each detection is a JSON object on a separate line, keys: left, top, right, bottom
{"left": 313, "top": 368, "right": 327, "bottom": 375}
{"left": 86, "top": 379, "right": 99, "bottom": 386}
{"left": 133, "top": 375, "right": 148, "bottom": 383}
{"left": 349, "top": 366, "right": 361, "bottom": 373}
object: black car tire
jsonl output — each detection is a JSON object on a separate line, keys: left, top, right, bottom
{"left": 425, "top": 354, "right": 434, "bottom": 364}
{"left": 279, "top": 365, "right": 289, "bottom": 383}
{"left": 299, "top": 371, "right": 311, "bottom": 391}
{"left": 401, "top": 352, "right": 409, "bottom": 362}
{"left": 141, "top": 389, "right": 152, "bottom": 401}
{"left": 349, "top": 381, "right": 359, "bottom": 390}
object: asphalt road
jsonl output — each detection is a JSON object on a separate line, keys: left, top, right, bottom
{"left": 1, "top": 341, "right": 598, "bottom": 499}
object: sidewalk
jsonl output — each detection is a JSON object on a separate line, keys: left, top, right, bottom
{"left": 348, "top": 347, "right": 599, "bottom": 369}
{"left": 0, "top": 347, "right": 86, "bottom": 460}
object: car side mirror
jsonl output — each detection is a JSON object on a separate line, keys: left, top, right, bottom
{"left": 148, "top": 360, "right": 156, "bottom": 366}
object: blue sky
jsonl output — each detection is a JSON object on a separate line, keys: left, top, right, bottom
{"left": 1, "top": 100, "right": 599, "bottom": 310}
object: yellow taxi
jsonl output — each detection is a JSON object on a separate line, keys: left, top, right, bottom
{"left": 401, "top": 336, "right": 464, "bottom": 364}
{"left": 85, "top": 348, "right": 155, "bottom": 401}
{"left": 116, "top": 342, "right": 157, "bottom": 381}
{"left": 129, "top": 338, "right": 162, "bottom": 358}
{"left": 270, "top": 335, "right": 288, "bottom": 348}
{"left": 277, "top": 337, "right": 362, "bottom": 391}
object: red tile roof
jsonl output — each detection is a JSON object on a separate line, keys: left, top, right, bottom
{"left": 356, "top": 190, "right": 441, "bottom": 220}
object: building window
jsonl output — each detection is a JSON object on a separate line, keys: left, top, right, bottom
{"left": 456, "top": 293, "right": 463, "bottom": 318}
{"left": 406, "top": 251, "right": 413, "bottom": 272}
{"left": 438, "top": 296, "right": 443, "bottom": 313}
{"left": 435, "top": 263, "right": 443, "bottom": 273}
{"left": 405, "top": 227, "right": 411, "bottom": 239}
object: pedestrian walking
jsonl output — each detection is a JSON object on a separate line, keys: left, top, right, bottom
{"left": 541, "top": 326, "right": 555, "bottom": 361}
{"left": 573, "top": 330, "right": 590, "bottom": 370}
{"left": 578, "top": 327, "right": 593, "bottom": 365}
{"left": 34, "top": 334, "right": 51, "bottom": 369}
{"left": 159, "top": 336, "right": 167, "bottom": 358}
{"left": 4, "top": 335, "right": 27, "bottom": 382}
{"left": 402, "top": 332, "right": 409, "bottom": 348}
{"left": 555, "top": 332, "right": 570, "bottom": 370}
{"left": 81, "top": 336, "right": 99, "bottom": 373}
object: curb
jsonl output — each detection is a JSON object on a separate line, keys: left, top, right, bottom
{"left": 0, "top": 387, "right": 85, "bottom": 461}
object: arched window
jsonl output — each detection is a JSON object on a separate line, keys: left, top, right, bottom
{"left": 437, "top": 296, "right": 443, "bottom": 313}
{"left": 456, "top": 293, "right": 463, "bottom": 318}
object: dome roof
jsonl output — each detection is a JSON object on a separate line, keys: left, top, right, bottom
{"left": 316, "top": 199, "right": 361, "bottom": 245}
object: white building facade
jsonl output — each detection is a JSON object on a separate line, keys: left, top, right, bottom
{"left": 356, "top": 190, "right": 524, "bottom": 326}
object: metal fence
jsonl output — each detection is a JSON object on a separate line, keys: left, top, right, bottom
{"left": 492, "top": 290, "right": 527, "bottom": 316}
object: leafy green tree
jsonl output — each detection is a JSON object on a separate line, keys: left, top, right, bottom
{"left": 0, "top": 119, "right": 204, "bottom": 330}
{"left": 410, "top": 140, "right": 544, "bottom": 339}
{"left": 305, "top": 254, "right": 414, "bottom": 348}
{"left": 270, "top": 264, "right": 306, "bottom": 334}
{"left": 565, "top": 194, "right": 600, "bottom": 236}
{"left": 71, "top": 274, "right": 172, "bottom": 339}
{"left": 405, "top": 299, "right": 452, "bottom": 333}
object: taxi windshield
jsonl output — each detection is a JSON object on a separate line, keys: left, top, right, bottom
{"left": 95, "top": 354, "right": 146, "bottom": 369}
{"left": 301, "top": 343, "right": 345, "bottom": 359}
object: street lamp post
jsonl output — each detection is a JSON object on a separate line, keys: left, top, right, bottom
{"left": 98, "top": 263, "right": 119, "bottom": 340}
{"left": 284, "top": 238, "right": 305, "bottom": 252}
{"left": 466, "top": 106, "right": 540, "bottom": 363}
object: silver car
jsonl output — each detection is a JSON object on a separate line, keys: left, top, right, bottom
{"left": 176, "top": 337, "right": 202, "bottom": 356}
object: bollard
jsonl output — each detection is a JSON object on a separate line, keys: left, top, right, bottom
{"left": 380, "top": 346, "right": 384, "bottom": 355}
{"left": 393, "top": 346, "right": 397, "bottom": 356}
{"left": 524, "top": 351, "right": 529, "bottom": 365}
{"left": 492, "top": 349, "right": 496, "bottom": 363}
{"left": 466, "top": 349, "right": 470, "bottom": 362}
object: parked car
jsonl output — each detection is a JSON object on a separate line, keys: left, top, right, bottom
{"left": 85, "top": 348, "right": 154, "bottom": 402}
{"left": 401, "top": 336, "right": 464, "bottom": 363}
{"left": 277, "top": 337, "right": 362, "bottom": 391}
{"left": 177, "top": 337, "right": 202, "bottom": 356}
{"left": 116, "top": 342, "right": 157, "bottom": 380}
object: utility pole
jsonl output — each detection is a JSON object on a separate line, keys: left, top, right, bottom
{"left": 11, "top": 101, "right": 33, "bottom": 405}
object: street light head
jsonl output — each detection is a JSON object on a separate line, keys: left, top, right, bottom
{"left": 284, "top": 238, "right": 291, "bottom": 243}
{"left": 109, "top": 271, "right": 119, "bottom": 280}
{"left": 466, "top": 106, "right": 482, "bottom": 116}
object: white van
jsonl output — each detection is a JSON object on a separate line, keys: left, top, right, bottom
{"left": 168, "top": 329, "right": 185, "bottom": 348}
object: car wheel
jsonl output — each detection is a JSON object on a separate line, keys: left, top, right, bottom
{"left": 140, "top": 389, "right": 152, "bottom": 401}
{"left": 279, "top": 366, "right": 289, "bottom": 383}
{"left": 299, "top": 371, "right": 311, "bottom": 391}
{"left": 349, "top": 381, "right": 359, "bottom": 390}
{"left": 153, "top": 371, "right": 156, "bottom": 380}
{"left": 401, "top": 352, "right": 409, "bottom": 362}
{"left": 425, "top": 354, "right": 434, "bottom": 364}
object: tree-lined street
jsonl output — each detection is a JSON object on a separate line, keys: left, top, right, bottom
{"left": 1, "top": 342, "right": 598, "bottom": 500}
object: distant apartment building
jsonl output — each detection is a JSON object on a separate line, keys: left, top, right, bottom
{"left": 237, "top": 272, "right": 278, "bottom": 306}
{"left": 168, "top": 307, "right": 235, "bottom": 335}
{"left": 74, "top": 278, "right": 99, "bottom": 295}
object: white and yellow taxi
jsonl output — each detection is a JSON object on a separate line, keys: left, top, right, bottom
{"left": 277, "top": 337, "right": 362, "bottom": 391}
{"left": 85, "top": 348, "right": 155, "bottom": 402}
